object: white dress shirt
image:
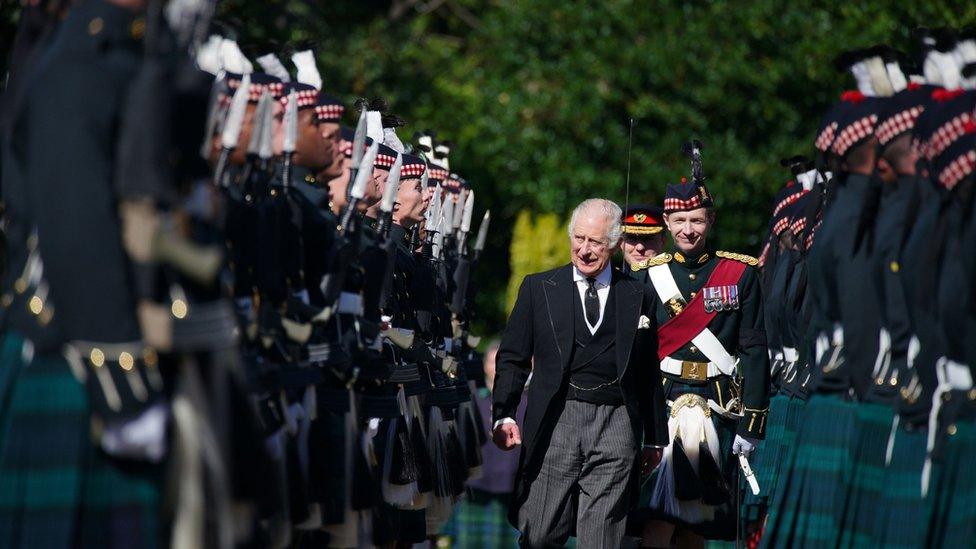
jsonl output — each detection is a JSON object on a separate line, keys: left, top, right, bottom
{"left": 572, "top": 263, "right": 612, "bottom": 334}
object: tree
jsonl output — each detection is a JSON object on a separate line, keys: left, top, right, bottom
{"left": 4, "top": 0, "right": 974, "bottom": 334}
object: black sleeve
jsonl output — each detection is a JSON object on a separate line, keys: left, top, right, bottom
{"left": 492, "top": 276, "right": 535, "bottom": 423}
{"left": 736, "top": 266, "right": 771, "bottom": 438}
{"left": 637, "top": 284, "right": 669, "bottom": 446}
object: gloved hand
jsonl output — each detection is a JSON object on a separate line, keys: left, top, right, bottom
{"left": 732, "top": 434, "right": 760, "bottom": 458}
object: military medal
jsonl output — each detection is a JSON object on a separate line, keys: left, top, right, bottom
{"left": 703, "top": 285, "right": 739, "bottom": 312}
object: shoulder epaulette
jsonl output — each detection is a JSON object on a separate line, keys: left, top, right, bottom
{"left": 716, "top": 250, "right": 759, "bottom": 266}
{"left": 632, "top": 252, "right": 672, "bottom": 271}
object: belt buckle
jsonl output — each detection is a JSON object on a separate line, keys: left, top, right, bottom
{"left": 681, "top": 361, "right": 707, "bottom": 381}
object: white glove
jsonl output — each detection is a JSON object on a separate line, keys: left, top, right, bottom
{"left": 732, "top": 434, "right": 759, "bottom": 459}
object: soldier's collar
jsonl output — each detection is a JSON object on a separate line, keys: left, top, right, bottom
{"left": 673, "top": 249, "right": 711, "bottom": 265}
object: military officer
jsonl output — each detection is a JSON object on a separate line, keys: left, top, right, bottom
{"left": 621, "top": 203, "right": 666, "bottom": 272}
{"left": 636, "top": 172, "right": 769, "bottom": 547}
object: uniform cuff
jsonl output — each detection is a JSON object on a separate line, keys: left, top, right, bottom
{"left": 738, "top": 406, "right": 769, "bottom": 439}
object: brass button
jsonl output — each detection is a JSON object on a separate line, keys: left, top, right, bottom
{"left": 88, "top": 17, "right": 104, "bottom": 36}
{"left": 119, "top": 352, "right": 134, "bottom": 371}
{"left": 690, "top": 291, "right": 697, "bottom": 298}
{"left": 889, "top": 261, "right": 899, "bottom": 273}
{"left": 690, "top": 346, "right": 698, "bottom": 353}
{"left": 948, "top": 424, "right": 958, "bottom": 436}
{"left": 171, "top": 299, "right": 188, "bottom": 319}
{"left": 90, "top": 348, "right": 106, "bottom": 367}
{"left": 689, "top": 273, "right": 697, "bottom": 280}
{"left": 28, "top": 296, "right": 43, "bottom": 315}
{"left": 130, "top": 18, "right": 146, "bottom": 39}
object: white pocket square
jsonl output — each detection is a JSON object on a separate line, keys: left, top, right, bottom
{"left": 637, "top": 315, "right": 651, "bottom": 329}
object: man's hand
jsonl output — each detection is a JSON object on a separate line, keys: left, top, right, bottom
{"left": 492, "top": 422, "right": 522, "bottom": 451}
{"left": 640, "top": 446, "right": 663, "bottom": 477}
{"left": 732, "top": 434, "right": 760, "bottom": 459}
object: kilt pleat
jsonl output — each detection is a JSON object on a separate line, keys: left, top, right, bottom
{"left": 744, "top": 393, "right": 789, "bottom": 514}
{"left": 873, "top": 423, "right": 932, "bottom": 549}
{"left": 838, "top": 401, "right": 894, "bottom": 548}
{"left": 927, "top": 418, "right": 976, "bottom": 547}
{"left": 761, "top": 394, "right": 854, "bottom": 549}
{"left": 0, "top": 332, "right": 162, "bottom": 549}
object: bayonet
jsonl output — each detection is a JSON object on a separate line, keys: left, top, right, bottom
{"left": 338, "top": 142, "right": 379, "bottom": 231}
{"left": 257, "top": 91, "right": 275, "bottom": 169}
{"left": 199, "top": 69, "right": 225, "bottom": 160}
{"left": 377, "top": 152, "right": 402, "bottom": 238}
{"left": 280, "top": 90, "right": 298, "bottom": 190}
{"left": 348, "top": 107, "right": 368, "bottom": 201}
{"left": 213, "top": 72, "right": 250, "bottom": 186}
{"left": 456, "top": 190, "right": 474, "bottom": 255}
{"left": 238, "top": 90, "right": 270, "bottom": 185}
{"left": 473, "top": 210, "right": 490, "bottom": 260}
{"left": 247, "top": 91, "right": 271, "bottom": 157}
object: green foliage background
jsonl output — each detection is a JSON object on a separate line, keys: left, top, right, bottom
{"left": 4, "top": 0, "right": 975, "bottom": 334}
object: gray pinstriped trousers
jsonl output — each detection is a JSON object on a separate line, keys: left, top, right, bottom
{"left": 518, "top": 400, "right": 637, "bottom": 548}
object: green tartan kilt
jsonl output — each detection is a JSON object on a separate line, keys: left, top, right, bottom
{"left": 0, "top": 332, "right": 163, "bottom": 549}
{"left": 873, "top": 422, "right": 933, "bottom": 549}
{"left": 760, "top": 393, "right": 855, "bottom": 549}
{"left": 440, "top": 490, "right": 521, "bottom": 548}
{"left": 838, "top": 401, "right": 895, "bottom": 548}
{"left": 927, "top": 416, "right": 976, "bottom": 546}
{"left": 743, "top": 393, "right": 790, "bottom": 526}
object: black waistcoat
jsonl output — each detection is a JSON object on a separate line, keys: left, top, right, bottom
{"left": 567, "top": 282, "right": 623, "bottom": 405}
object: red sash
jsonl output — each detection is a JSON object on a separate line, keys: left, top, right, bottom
{"left": 657, "top": 259, "right": 747, "bottom": 360}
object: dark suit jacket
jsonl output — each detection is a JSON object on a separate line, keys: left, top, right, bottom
{"left": 492, "top": 263, "right": 668, "bottom": 523}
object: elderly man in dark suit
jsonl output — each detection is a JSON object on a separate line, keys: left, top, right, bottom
{"left": 492, "top": 198, "right": 669, "bottom": 548}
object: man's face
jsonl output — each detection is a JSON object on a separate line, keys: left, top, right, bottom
{"left": 393, "top": 177, "right": 427, "bottom": 227}
{"left": 294, "top": 110, "right": 331, "bottom": 170}
{"left": 570, "top": 214, "right": 616, "bottom": 277}
{"left": 665, "top": 207, "right": 713, "bottom": 255}
{"left": 317, "top": 121, "right": 343, "bottom": 179}
{"left": 622, "top": 232, "right": 665, "bottom": 266}
{"left": 366, "top": 168, "right": 389, "bottom": 206}
{"left": 327, "top": 166, "right": 350, "bottom": 215}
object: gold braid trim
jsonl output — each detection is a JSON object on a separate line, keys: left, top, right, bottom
{"left": 716, "top": 250, "right": 759, "bottom": 266}
{"left": 631, "top": 252, "right": 672, "bottom": 271}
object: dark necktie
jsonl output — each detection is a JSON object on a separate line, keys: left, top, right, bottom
{"left": 585, "top": 277, "right": 600, "bottom": 327}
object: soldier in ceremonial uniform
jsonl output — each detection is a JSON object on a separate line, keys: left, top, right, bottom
{"left": 762, "top": 50, "right": 889, "bottom": 548}
{"left": 0, "top": 2, "right": 168, "bottom": 547}
{"left": 636, "top": 164, "right": 769, "bottom": 547}
{"left": 621, "top": 203, "right": 666, "bottom": 272}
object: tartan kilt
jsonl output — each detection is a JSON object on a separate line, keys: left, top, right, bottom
{"left": 634, "top": 379, "right": 739, "bottom": 541}
{"left": 838, "top": 401, "right": 895, "bottom": 547}
{"left": 440, "top": 489, "right": 520, "bottom": 548}
{"left": 927, "top": 416, "right": 976, "bottom": 546}
{"left": 873, "top": 422, "right": 933, "bottom": 549}
{"left": 743, "top": 393, "right": 789, "bottom": 522}
{"left": 760, "top": 394, "right": 855, "bottom": 549}
{"left": 0, "top": 332, "right": 163, "bottom": 549}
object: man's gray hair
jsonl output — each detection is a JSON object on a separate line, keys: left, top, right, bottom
{"left": 567, "top": 198, "right": 623, "bottom": 245}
